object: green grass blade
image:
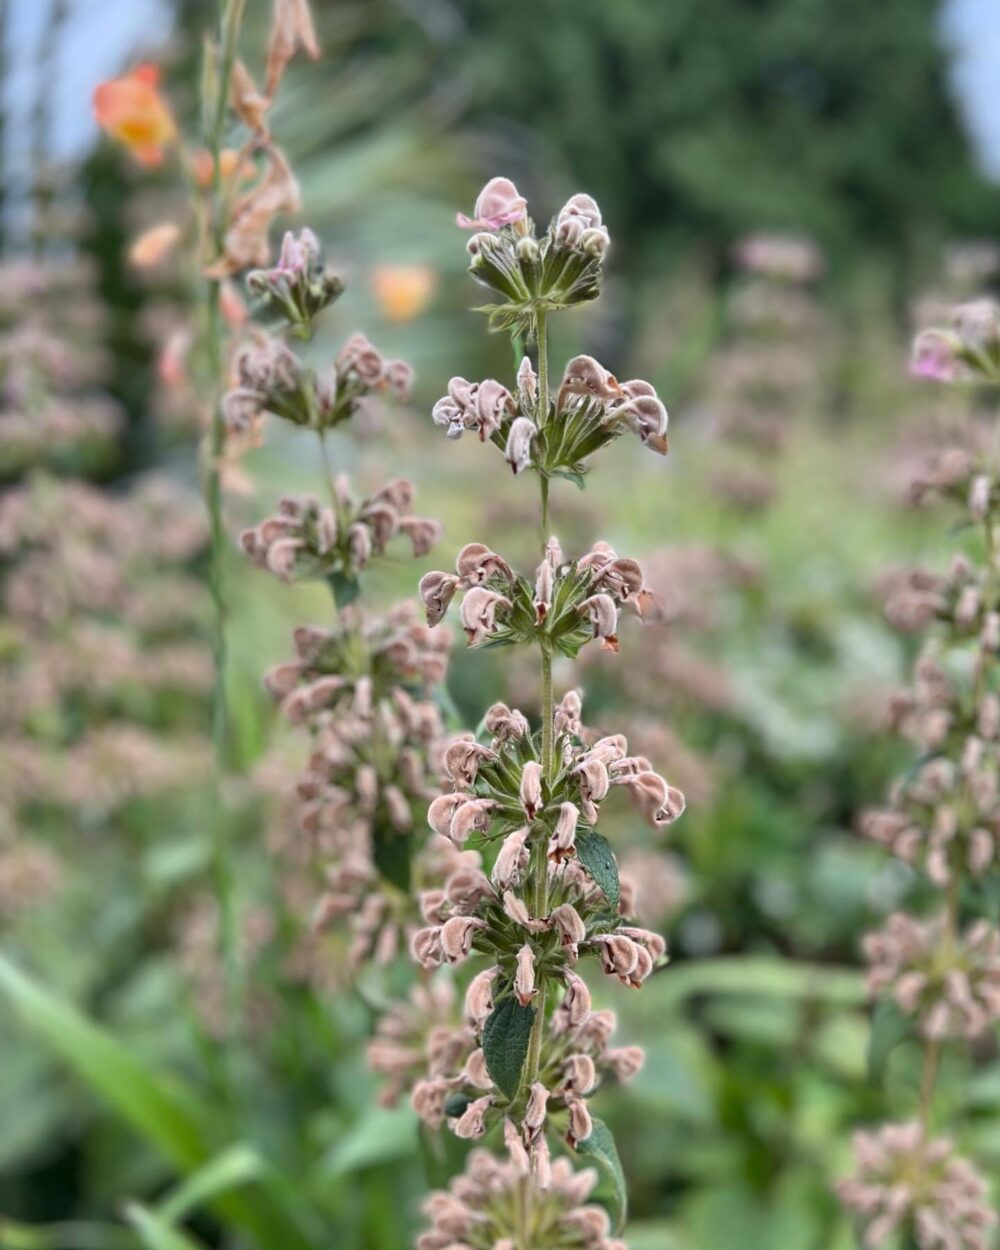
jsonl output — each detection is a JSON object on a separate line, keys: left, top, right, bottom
{"left": 0, "top": 957, "right": 313, "bottom": 1250}
{"left": 156, "top": 1145, "right": 263, "bottom": 1224}
{"left": 123, "top": 1206, "right": 206, "bottom": 1250}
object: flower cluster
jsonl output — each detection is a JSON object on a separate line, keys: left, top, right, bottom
{"left": 0, "top": 260, "right": 122, "bottom": 479}
{"left": 431, "top": 352, "right": 668, "bottom": 478}
{"left": 264, "top": 603, "right": 453, "bottom": 965}
{"left": 246, "top": 227, "right": 345, "bottom": 331}
{"left": 912, "top": 298, "right": 1000, "bottom": 385}
{"left": 406, "top": 963, "right": 646, "bottom": 1148}
{"left": 457, "top": 177, "right": 610, "bottom": 335}
{"left": 700, "top": 232, "right": 829, "bottom": 514}
{"left": 837, "top": 1123, "right": 996, "bottom": 1250}
{"left": 222, "top": 329, "right": 412, "bottom": 436}
{"left": 241, "top": 477, "right": 441, "bottom": 592}
{"left": 840, "top": 298, "right": 1000, "bottom": 1243}
{"left": 419, "top": 539, "right": 656, "bottom": 656}
{"left": 863, "top": 912, "right": 1000, "bottom": 1040}
{"left": 731, "top": 232, "right": 824, "bottom": 284}
{"left": 883, "top": 557, "right": 1000, "bottom": 639}
{"left": 418, "top": 1146, "right": 627, "bottom": 1250}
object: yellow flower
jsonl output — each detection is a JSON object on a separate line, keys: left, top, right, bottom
{"left": 372, "top": 264, "right": 436, "bottom": 323}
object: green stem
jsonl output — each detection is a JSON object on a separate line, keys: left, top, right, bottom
{"left": 524, "top": 647, "right": 554, "bottom": 1091}
{"left": 540, "top": 646, "right": 553, "bottom": 779}
{"left": 535, "top": 308, "right": 549, "bottom": 429}
{"left": 523, "top": 976, "right": 546, "bottom": 1100}
{"left": 919, "top": 871, "right": 960, "bottom": 1131}
{"left": 201, "top": 0, "right": 246, "bottom": 1037}
{"left": 536, "top": 309, "right": 551, "bottom": 551}
{"left": 918, "top": 1037, "right": 941, "bottom": 1133}
{"left": 318, "top": 427, "right": 340, "bottom": 513}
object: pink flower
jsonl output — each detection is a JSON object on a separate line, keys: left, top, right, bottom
{"left": 911, "top": 329, "right": 960, "bottom": 383}
{"left": 456, "top": 177, "right": 527, "bottom": 231}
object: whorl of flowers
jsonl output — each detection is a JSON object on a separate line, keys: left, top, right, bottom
{"left": 266, "top": 605, "right": 451, "bottom": 832}
{"left": 419, "top": 539, "right": 657, "bottom": 656}
{"left": 839, "top": 300, "right": 1000, "bottom": 1241}
{"left": 402, "top": 958, "right": 646, "bottom": 1145}
{"left": 417, "top": 1145, "right": 627, "bottom": 1250}
{"left": 863, "top": 912, "right": 1000, "bottom": 1040}
{"left": 264, "top": 603, "right": 454, "bottom": 969}
{"left": 431, "top": 352, "right": 668, "bottom": 477}
{"left": 241, "top": 477, "right": 441, "bottom": 588}
{"left": 837, "top": 1123, "right": 996, "bottom": 1250}
{"left": 246, "top": 227, "right": 344, "bottom": 331}
{"left": 457, "top": 178, "right": 608, "bottom": 332}
{"left": 222, "top": 328, "right": 411, "bottom": 436}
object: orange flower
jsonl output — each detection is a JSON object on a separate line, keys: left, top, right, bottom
{"left": 129, "top": 221, "right": 181, "bottom": 269}
{"left": 93, "top": 64, "right": 176, "bottom": 167}
{"left": 372, "top": 263, "right": 437, "bottom": 323}
{"left": 190, "top": 147, "right": 252, "bottom": 189}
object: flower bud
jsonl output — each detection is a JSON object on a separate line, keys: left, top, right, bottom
{"left": 505, "top": 416, "right": 536, "bottom": 476}
{"left": 452, "top": 1094, "right": 492, "bottom": 1139}
{"left": 520, "top": 760, "right": 544, "bottom": 819}
{"left": 419, "top": 570, "right": 460, "bottom": 626}
{"left": 515, "top": 943, "right": 537, "bottom": 1006}
{"left": 492, "top": 826, "right": 531, "bottom": 890}
{"left": 464, "top": 968, "right": 497, "bottom": 1027}
{"left": 440, "top": 915, "right": 485, "bottom": 963}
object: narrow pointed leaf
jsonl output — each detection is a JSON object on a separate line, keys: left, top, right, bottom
{"left": 123, "top": 1205, "right": 206, "bottom": 1250}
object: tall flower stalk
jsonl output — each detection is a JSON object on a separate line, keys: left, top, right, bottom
{"left": 837, "top": 302, "right": 1000, "bottom": 1250}
{"left": 94, "top": 0, "right": 320, "bottom": 1032}
{"left": 404, "top": 178, "right": 683, "bottom": 1248}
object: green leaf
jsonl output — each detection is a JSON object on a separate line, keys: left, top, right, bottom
{"left": 0, "top": 957, "right": 312, "bottom": 1250}
{"left": 575, "top": 830, "right": 620, "bottom": 909}
{"left": 0, "top": 1220, "right": 135, "bottom": 1250}
{"left": 327, "top": 571, "right": 360, "bottom": 608}
{"left": 417, "top": 1121, "right": 470, "bottom": 1190}
{"left": 550, "top": 468, "right": 587, "bottom": 490}
{"left": 867, "top": 997, "right": 912, "bottom": 1082}
{"left": 576, "top": 1117, "right": 627, "bottom": 1232}
{"left": 482, "top": 993, "right": 535, "bottom": 1099}
{"left": 314, "top": 1105, "right": 418, "bottom": 1180}
{"left": 124, "top": 1205, "right": 207, "bottom": 1250}
{"left": 157, "top": 1146, "right": 263, "bottom": 1224}
{"left": 0, "top": 955, "right": 208, "bottom": 1167}
{"left": 627, "top": 1221, "right": 690, "bottom": 1250}
{"left": 372, "top": 824, "right": 411, "bottom": 892}
{"left": 637, "top": 957, "right": 865, "bottom": 1012}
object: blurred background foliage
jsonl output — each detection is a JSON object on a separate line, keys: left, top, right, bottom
{"left": 0, "top": 2, "right": 998, "bottom": 1249}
